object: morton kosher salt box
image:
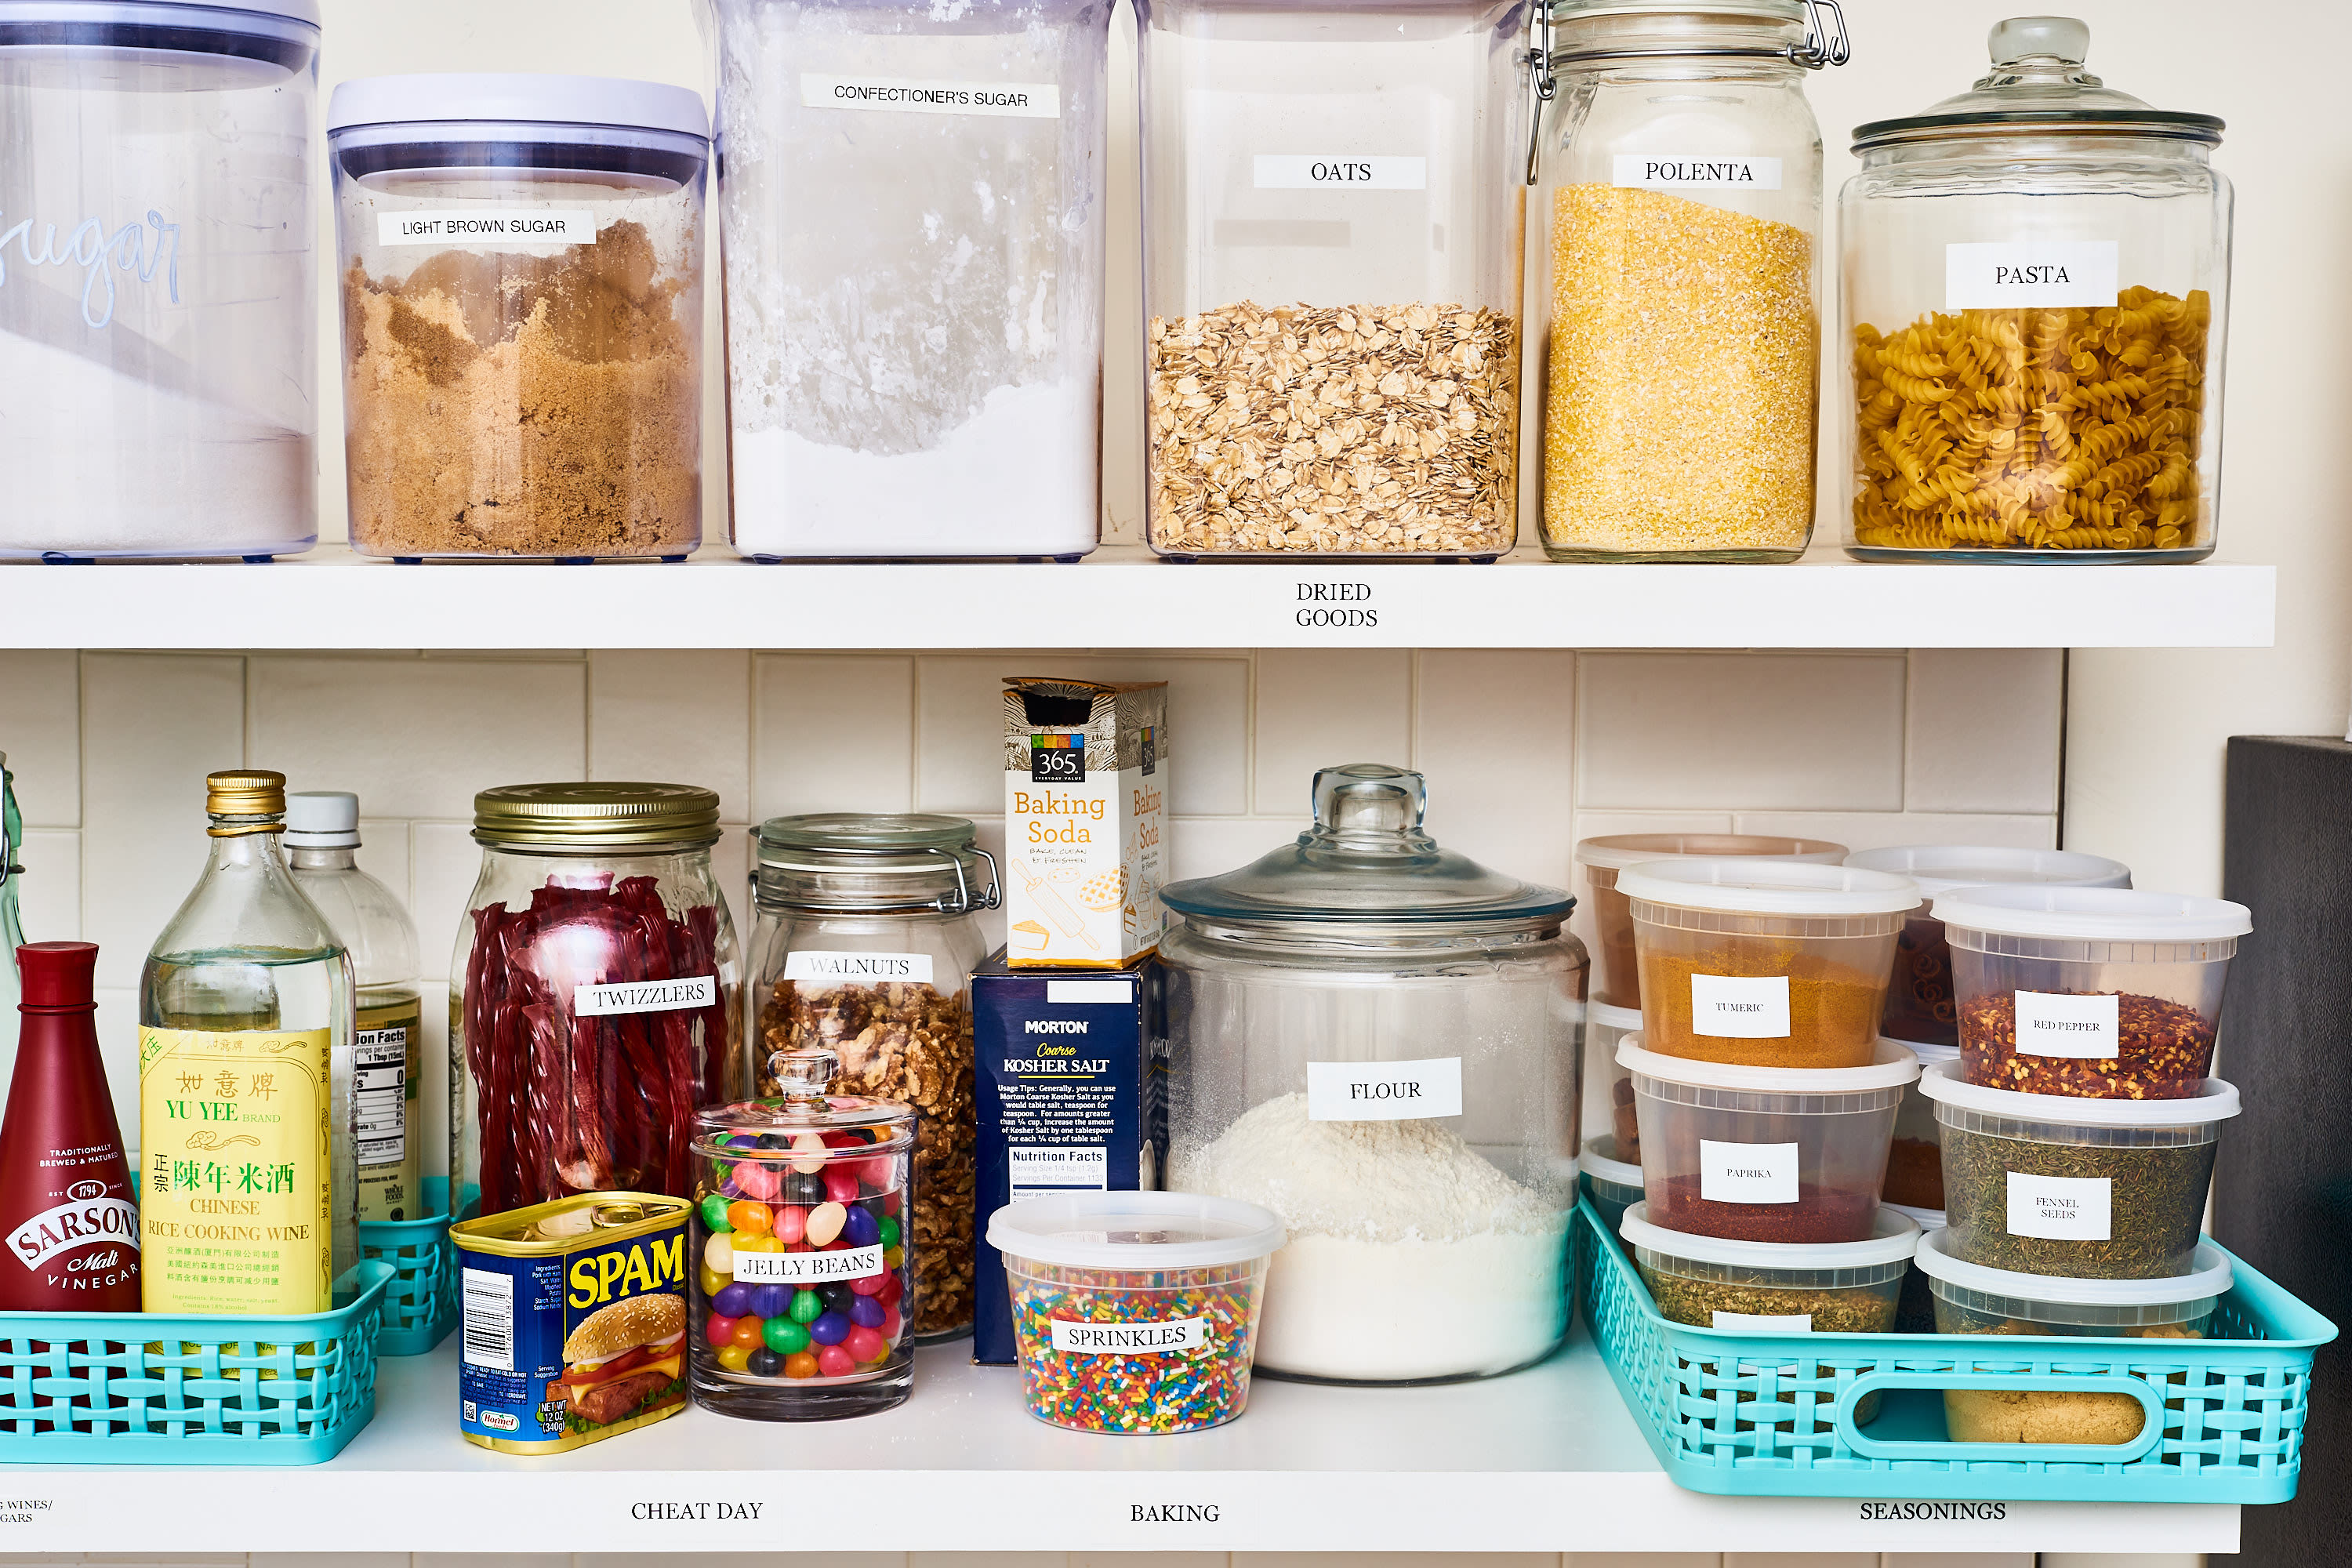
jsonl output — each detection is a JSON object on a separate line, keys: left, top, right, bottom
{"left": 1002, "top": 677, "right": 1168, "bottom": 967}
{"left": 973, "top": 949, "right": 1165, "bottom": 1364}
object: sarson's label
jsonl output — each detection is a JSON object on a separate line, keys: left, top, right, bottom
{"left": 783, "top": 950, "right": 936, "bottom": 985}
{"left": 1050, "top": 1314, "right": 1207, "bottom": 1355}
{"left": 1305, "top": 1056, "right": 1463, "bottom": 1121}
{"left": 734, "top": 1244, "right": 884, "bottom": 1283}
{"left": 800, "top": 72, "right": 1059, "bottom": 118}
{"left": 8, "top": 1196, "right": 140, "bottom": 1270}
{"left": 1945, "top": 239, "right": 2119, "bottom": 309}
{"left": 376, "top": 209, "right": 595, "bottom": 248}
{"left": 1613, "top": 154, "right": 1783, "bottom": 190}
{"left": 574, "top": 975, "right": 717, "bottom": 1017}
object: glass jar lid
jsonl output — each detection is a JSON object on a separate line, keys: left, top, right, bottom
{"left": 753, "top": 812, "right": 999, "bottom": 916}
{"left": 1160, "top": 763, "right": 1571, "bottom": 928}
{"left": 474, "top": 782, "right": 721, "bottom": 851}
{"left": 695, "top": 1047, "right": 914, "bottom": 1149}
{"left": 1852, "top": 16, "right": 2221, "bottom": 151}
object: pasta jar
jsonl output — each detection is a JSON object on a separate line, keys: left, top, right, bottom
{"left": 690, "top": 1046, "right": 916, "bottom": 1420}
{"left": 328, "top": 74, "right": 709, "bottom": 561}
{"left": 747, "top": 813, "right": 996, "bottom": 1341}
{"left": 1139, "top": 0, "right": 1528, "bottom": 559}
{"left": 452, "top": 783, "right": 742, "bottom": 1221}
{"left": 1530, "top": 0, "right": 1846, "bottom": 561}
{"left": 1842, "top": 16, "right": 2230, "bottom": 561}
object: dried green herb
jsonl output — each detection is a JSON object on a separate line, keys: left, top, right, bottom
{"left": 1638, "top": 1268, "right": 1899, "bottom": 1333}
{"left": 1940, "top": 1123, "right": 2216, "bottom": 1279}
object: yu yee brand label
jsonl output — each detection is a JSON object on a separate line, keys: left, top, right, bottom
{"left": 1946, "top": 238, "right": 2120, "bottom": 309}
{"left": 1612, "top": 154, "right": 1784, "bottom": 190}
{"left": 1305, "top": 1057, "right": 1464, "bottom": 1122}
{"left": 376, "top": 209, "right": 595, "bottom": 248}
{"left": 1253, "top": 155, "right": 1428, "bottom": 191}
{"left": 1051, "top": 1315, "right": 1207, "bottom": 1355}
{"left": 573, "top": 975, "right": 717, "bottom": 1017}
{"left": 783, "top": 950, "right": 936, "bottom": 985}
{"left": 8, "top": 1192, "right": 140, "bottom": 1271}
{"left": 801, "top": 72, "right": 1059, "bottom": 118}
{"left": 0, "top": 208, "right": 180, "bottom": 330}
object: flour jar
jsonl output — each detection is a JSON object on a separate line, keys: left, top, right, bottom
{"left": 1160, "top": 763, "right": 1585, "bottom": 1383}
{"left": 0, "top": 0, "right": 318, "bottom": 560}
{"left": 708, "top": 0, "right": 1110, "bottom": 560}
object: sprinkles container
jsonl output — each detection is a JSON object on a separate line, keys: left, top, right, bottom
{"left": 987, "top": 1191, "right": 1283, "bottom": 1435}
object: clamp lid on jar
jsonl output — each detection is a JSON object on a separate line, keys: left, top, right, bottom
{"left": 753, "top": 812, "right": 1000, "bottom": 916}
{"left": 695, "top": 1047, "right": 915, "bottom": 1150}
{"left": 473, "top": 782, "right": 721, "bottom": 851}
{"left": 1852, "top": 16, "right": 2222, "bottom": 149}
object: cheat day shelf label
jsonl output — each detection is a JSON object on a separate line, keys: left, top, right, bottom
{"left": 1305, "top": 1056, "right": 1463, "bottom": 1121}
{"left": 801, "top": 72, "right": 1059, "bottom": 118}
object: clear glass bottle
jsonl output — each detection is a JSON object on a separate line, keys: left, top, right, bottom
{"left": 1531, "top": 0, "right": 1844, "bottom": 561}
{"left": 286, "top": 791, "right": 425, "bottom": 1224}
{"left": 140, "top": 770, "right": 357, "bottom": 1312}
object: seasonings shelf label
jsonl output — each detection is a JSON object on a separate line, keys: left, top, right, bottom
{"left": 1711, "top": 1309, "right": 1813, "bottom": 1331}
{"left": 1050, "top": 1314, "right": 1207, "bottom": 1355}
{"left": 1690, "top": 972, "right": 1791, "bottom": 1038}
{"left": 1305, "top": 1056, "right": 1463, "bottom": 1121}
{"left": 1699, "top": 1138, "right": 1799, "bottom": 1204}
{"left": 2013, "top": 990, "right": 2121, "bottom": 1058}
{"left": 573, "top": 975, "right": 717, "bottom": 1017}
{"left": 784, "top": 950, "right": 935, "bottom": 985}
{"left": 376, "top": 209, "right": 595, "bottom": 247}
{"left": 800, "top": 72, "right": 1060, "bottom": 118}
{"left": 1612, "top": 154, "right": 1783, "bottom": 190}
{"left": 1945, "top": 239, "right": 2119, "bottom": 308}
{"left": 1253, "top": 155, "right": 1428, "bottom": 191}
{"left": 2005, "top": 1170, "right": 2113, "bottom": 1240}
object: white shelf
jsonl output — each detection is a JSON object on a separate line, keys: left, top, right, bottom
{"left": 0, "top": 1330, "right": 2238, "bottom": 1555}
{"left": 0, "top": 544, "right": 2274, "bottom": 651}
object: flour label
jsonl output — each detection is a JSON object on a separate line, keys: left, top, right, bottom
{"left": 1711, "top": 1309, "right": 1813, "bottom": 1332}
{"left": 1253, "top": 155, "right": 1428, "bottom": 191}
{"left": 2013, "top": 990, "right": 2120, "bottom": 1058}
{"left": 800, "top": 72, "right": 1059, "bottom": 118}
{"left": 574, "top": 975, "right": 716, "bottom": 1017}
{"left": 376, "top": 209, "right": 595, "bottom": 248}
{"left": 1613, "top": 154, "right": 1784, "bottom": 190}
{"left": 2005, "top": 1171, "right": 2113, "bottom": 1240}
{"left": 1050, "top": 1315, "right": 1207, "bottom": 1355}
{"left": 1690, "top": 973, "right": 1791, "bottom": 1038}
{"left": 1945, "top": 239, "right": 2119, "bottom": 308}
{"left": 1305, "top": 1057, "right": 1463, "bottom": 1121}
{"left": 784, "top": 950, "right": 935, "bottom": 986}
{"left": 735, "top": 1244, "right": 884, "bottom": 1283}
{"left": 1699, "top": 1138, "right": 1800, "bottom": 1204}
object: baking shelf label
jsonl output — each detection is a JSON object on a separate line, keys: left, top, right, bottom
{"left": 2006, "top": 1171, "right": 2113, "bottom": 1240}
{"left": 1305, "top": 1057, "right": 1463, "bottom": 1121}
{"left": 1711, "top": 1309, "right": 1813, "bottom": 1332}
{"left": 802, "top": 72, "right": 1059, "bottom": 118}
{"left": 2013, "top": 989, "right": 2120, "bottom": 1058}
{"left": 1254, "top": 155, "right": 1428, "bottom": 191}
{"left": 1946, "top": 239, "right": 2118, "bottom": 308}
{"left": 1690, "top": 973, "right": 1791, "bottom": 1038}
{"left": 574, "top": 975, "right": 717, "bottom": 1016}
{"left": 1700, "top": 1138, "right": 1800, "bottom": 1204}
{"left": 1051, "top": 1315, "right": 1207, "bottom": 1355}
{"left": 376, "top": 209, "right": 594, "bottom": 247}
{"left": 784, "top": 950, "right": 935, "bottom": 985}
{"left": 735, "top": 1244, "right": 884, "bottom": 1283}
{"left": 1613, "top": 154, "right": 1783, "bottom": 190}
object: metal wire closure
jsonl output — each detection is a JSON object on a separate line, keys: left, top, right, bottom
{"left": 931, "top": 844, "right": 1003, "bottom": 916}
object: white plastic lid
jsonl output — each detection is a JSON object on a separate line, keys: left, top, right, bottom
{"left": 1886, "top": 1200, "right": 1947, "bottom": 1232}
{"left": 1888, "top": 1035, "right": 1962, "bottom": 1065}
{"left": 1588, "top": 1000, "right": 1642, "bottom": 1033}
{"left": 1930, "top": 884, "right": 2250, "bottom": 943}
{"left": 1915, "top": 1059, "right": 2242, "bottom": 1127}
{"left": 284, "top": 790, "right": 360, "bottom": 848}
{"left": 1914, "top": 1227, "right": 2232, "bottom": 1305}
{"left": 1579, "top": 1136, "right": 1642, "bottom": 1190}
{"left": 1575, "top": 833, "right": 1846, "bottom": 873}
{"left": 1616, "top": 858, "right": 1922, "bottom": 917}
{"left": 1618, "top": 1033, "right": 1922, "bottom": 1094}
{"left": 328, "top": 74, "right": 710, "bottom": 140}
{"left": 1621, "top": 1201, "right": 1920, "bottom": 1270}
{"left": 986, "top": 1190, "right": 1284, "bottom": 1272}
{"left": 0, "top": 0, "right": 321, "bottom": 26}
{"left": 1846, "top": 844, "right": 2131, "bottom": 898}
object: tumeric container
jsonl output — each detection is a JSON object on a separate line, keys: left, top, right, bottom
{"left": 1575, "top": 833, "right": 1846, "bottom": 1009}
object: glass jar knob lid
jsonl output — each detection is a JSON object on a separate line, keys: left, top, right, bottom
{"left": 1851, "top": 15, "right": 2222, "bottom": 148}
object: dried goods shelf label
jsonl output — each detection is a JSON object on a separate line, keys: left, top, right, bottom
{"left": 376, "top": 209, "right": 596, "bottom": 248}
{"left": 2013, "top": 989, "right": 2122, "bottom": 1058}
{"left": 2005, "top": 1170, "right": 2113, "bottom": 1240}
{"left": 573, "top": 975, "right": 718, "bottom": 1017}
{"left": 1611, "top": 154, "right": 1783, "bottom": 190}
{"left": 735, "top": 1243, "right": 885, "bottom": 1283}
{"left": 800, "top": 72, "right": 1059, "bottom": 118}
{"left": 1305, "top": 1056, "right": 1463, "bottom": 1121}
{"left": 1710, "top": 1308, "right": 1813, "bottom": 1331}
{"left": 1944, "top": 238, "right": 2119, "bottom": 309}
{"left": 1009, "top": 1145, "right": 1109, "bottom": 1199}
{"left": 1050, "top": 1314, "right": 1207, "bottom": 1355}
{"left": 783, "top": 950, "right": 936, "bottom": 986}
{"left": 1699, "top": 1138, "right": 1800, "bottom": 1204}
{"left": 1690, "top": 972, "right": 1791, "bottom": 1038}
{"left": 1252, "top": 155, "right": 1428, "bottom": 191}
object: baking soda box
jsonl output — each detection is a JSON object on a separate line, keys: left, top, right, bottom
{"left": 1002, "top": 677, "right": 1167, "bottom": 968}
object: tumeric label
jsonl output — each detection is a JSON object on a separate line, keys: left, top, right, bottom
{"left": 138, "top": 1025, "right": 332, "bottom": 1314}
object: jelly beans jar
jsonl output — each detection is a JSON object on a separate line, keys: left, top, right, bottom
{"left": 688, "top": 1047, "right": 916, "bottom": 1420}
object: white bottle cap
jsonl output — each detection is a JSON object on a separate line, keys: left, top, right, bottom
{"left": 285, "top": 790, "right": 361, "bottom": 848}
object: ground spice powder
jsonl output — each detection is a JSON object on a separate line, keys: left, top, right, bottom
{"left": 1649, "top": 1175, "right": 1878, "bottom": 1244}
{"left": 1941, "top": 1319, "right": 2198, "bottom": 1444}
{"left": 1639, "top": 943, "right": 1886, "bottom": 1068}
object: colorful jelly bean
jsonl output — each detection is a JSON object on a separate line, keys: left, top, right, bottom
{"left": 702, "top": 1231, "right": 732, "bottom": 1273}
{"left": 1009, "top": 1261, "right": 1264, "bottom": 1435}
{"left": 805, "top": 1201, "right": 847, "bottom": 1247}
{"left": 842, "top": 1205, "right": 880, "bottom": 1248}
{"left": 788, "top": 1131, "right": 829, "bottom": 1174}
{"left": 762, "top": 1316, "right": 810, "bottom": 1356}
{"left": 808, "top": 1311, "right": 850, "bottom": 1346}
{"left": 843, "top": 1325, "right": 887, "bottom": 1363}
{"left": 848, "top": 1294, "right": 885, "bottom": 1330}
{"left": 816, "top": 1344, "right": 855, "bottom": 1377}
{"left": 699, "top": 1265, "right": 728, "bottom": 1297}
{"left": 728, "top": 1316, "right": 764, "bottom": 1350}
{"left": 748, "top": 1348, "right": 782, "bottom": 1377}
{"left": 880, "top": 1304, "right": 902, "bottom": 1339}
{"left": 728, "top": 1199, "right": 772, "bottom": 1235}
{"left": 705, "top": 1312, "right": 739, "bottom": 1347}
{"left": 783, "top": 1352, "right": 818, "bottom": 1379}
{"left": 822, "top": 1165, "right": 861, "bottom": 1205}
{"left": 788, "top": 1289, "right": 824, "bottom": 1325}
{"left": 849, "top": 1269, "right": 886, "bottom": 1298}
{"left": 749, "top": 1283, "right": 790, "bottom": 1319}
{"left": 878, "top": 1214, "right": 901, "bottom": 1249}
{"left": 716, "top": 1343, "right": 753, "bottom": 1372}
{"left": 700, "top": 1192, "right": 731, "bottom": 1231}
{"left": 732, "top": 1160, "right": 782, "bottom": 1200}
{"left": 783, "top": 1170, "right": 825, "bottom": 1207}
{"left": 774, "top": 1205, "right": 807, "bottom": 1245}
{"left": 712, "top": 1282, "right": 753, "bottom": 1318}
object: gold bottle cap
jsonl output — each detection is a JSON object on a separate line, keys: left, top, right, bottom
{"left": 206, "top": 769, "right": 287, "bottom": 816}
{"left": 473, "top": 781, "right": 721, "bottom": 850}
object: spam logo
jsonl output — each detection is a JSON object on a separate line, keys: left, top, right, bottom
{"left": 567, "top": 1233, "right": 684, "bottom": 1310}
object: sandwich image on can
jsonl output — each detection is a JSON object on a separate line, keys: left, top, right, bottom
{"left": 550, "top": 1292, "right": 688, "bottom": 1431}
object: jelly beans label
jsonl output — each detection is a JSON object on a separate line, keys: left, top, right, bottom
{"left": 1690, "top": 973, "right": 1791, "bottom": 1038}
{"left": 1946, "top": 239, "right": 2119, "bottom": 309}
{"left": 2013, "top": 990, "right": 2121, "bottom": 1058}
{"left": 574, "top": 975, "right": 716, "bottom": 1017}
{"left": 1254, "top": 155, "right": 1428, "bottom": 191}
{"left": 1711, "top": 1309, "right": 1813, "bottom": 1332}
{"left": 1305, "top": 1057, "right": 1463, "bottom": 1121}
{"left": 1612, "top": 154, "right": 1784, "bottom": 191}
{"left": 782, "top": 950, "right": 935, "bottom": 985}
{"left": 733, "top": 1244, "right": 884, "bottom": 1283}
{"left": 1049, "top": 1314, "right": 1208, "bottom": 1355}
{"left": 376, "top": 209, "right": 596, "bottom": 248}
{"left": 1699, "top": 1138, "right": 1800, "bottom": 1204}
{"left": 2005, "top": 1171, "right": 2113, "bottom": 1240}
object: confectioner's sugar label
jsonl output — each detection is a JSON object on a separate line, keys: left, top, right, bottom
{"left": 2013, "top": 989, "right": 2121, "bottom": 1058}
{"left": 1305, "top": 1057, "right": 1463, "bottom": 1122}
{"left": 1946, "top": 239, "right": 2119, "bottom": 309}
{"left": 573, "top": 975, "right": 716, "bottom": 1017}
{"left": 1009, "top": 1145, "right": 1109, "bottom": 1200}
{"left": 735, "top": 1244, "right": 885, "bottom": 1283}
{"left": 784, "top": 950, "right": 935, "bottom": 986}
{"left": 1690, "top": 973, "right": 1791, "bottom": 1038}
{"left": 1613, "top": 154, "right": 1783, "bottom": 190}
{"left": 1049, "top": 1314, "right": 1207, "bottom": 1355}
{"left": 1711, "top": 1309, "right": 1813, "bottom": 1332}
{"left": 801, "top": 72, "right": 1059, "bottom": 118}
{"left": 376, "top": 209, "right": 595, "bottom": 248}
{"left": 1253, "top": 155, "right": 1428, "bottom": 191}
{"left": 2006, "top": 1171, "right": 2113, "bottom": 1240}
{"left": 1699, "top": 1138, "right": 1800, "bottom": 1204}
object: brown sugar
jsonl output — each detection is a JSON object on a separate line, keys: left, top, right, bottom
{"left": 343, "top": 221, "right": 699, "bottom": 557}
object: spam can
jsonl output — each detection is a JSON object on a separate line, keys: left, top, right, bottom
{"left": 451, "top": 1192, "right": 690, "bottom": 1454}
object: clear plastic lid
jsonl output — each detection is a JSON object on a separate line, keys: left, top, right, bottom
{"left": 1846, "top": 844, "right": 2130, "bottom": 900}
{"left": 1588, "top": 1000, "right": 1642, "bottom": 1033}
{"left": 1931, "top": 884, "right": 2250, "bottom": 945}
{"left": 986, "top": 1190, "right": 1286, "bottom": 1272}
{"left": 1619, "top": 1033, "right": 1921, "bottom": 1094}
{"left": 1622, "top": 1201, "right": 1920, "bottom": 1271}
{"left": 1886, "top": 1200, "right": 1947, "bottom": 1232}
{"left": 1575, "top": 833, "right": 1846, "bottom": 874}
{"left": 328, "top": 73, "right": 709, "bottom": 141}
{"left": 1916, "top": 1059, "right": 2241, "bottom": 1129}
{"left": 1615, "top": 858, "right": 1922, "bottom": 917}
{"left": 1579, "top": 1135, "right": 1643, "bottom": 1191}
{"left": 1853, "top": 16, "right": 2222, "bottom": 150}
{"left": 695, "top": 1047, "right": 913, "bottom": 1149}
{"left": 1915, "top": 1227, "right": 2230, "bottom": 1307}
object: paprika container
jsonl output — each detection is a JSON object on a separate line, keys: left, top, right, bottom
{"left": 452, "top": 782, "right": 742, "bottom": 1221}
{"left": 746, "top": 812, "right": 995, "bottom": 1341}
{"left": 1161, "top": 763, "right": 1585, "bottom": 1383}
{"left": 1843, "top": 16, "right": 2231, "bottom": 560}
{"left": 1575, "top": 832, "right": 1846, "bottom": 1010}
{"left": 1139, "top": 0, "right": 1529, "bottom": 558}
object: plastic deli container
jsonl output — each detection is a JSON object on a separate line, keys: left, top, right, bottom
{"left": 1617, "top": 860, "right": 1920, "bottom": 1069}
{"left": 1579, "top": 1135, "right": 1643, "bottom": 1236}
{"left": 328, "top": 74, "right": 710, "bottom": 561}
{"left": 1619, "top": 1034, "right": 1917, "bottom": 1245}
{"left": 1845, "top": 846, "right": 2131, "bottom": 1047}
{"left": 1887, "top": 1200, "right": 1947, "bottom": 1333}
{"left": 1918, "top": 1062, "right": 2239, "bottom": 1280}
{"left": 1915, "top": 1229, "right": 2232, "bottom": 1446}
{"left": 1584, "top": 999, "right": 1643, "bottom": 1159}
{"left": 988, "top": 1190, "right": 1283, "bottom": 1435}
{"left": 1575, "top": 834, "right": 1846, "bottom": 1009}
{"left": 1933, "top": 885, "right": 2249, "bottom": 1101}
{"left": 1883, "top": 1038, "right": 1958, "bottom": 1209}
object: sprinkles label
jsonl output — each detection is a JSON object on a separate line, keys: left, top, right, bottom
{"left": 1048, "top": 1314, "right": 1207, "bottom": 1355}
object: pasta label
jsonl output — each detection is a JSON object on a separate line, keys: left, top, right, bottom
{"left": 1945, "top": 239, "right": 2118, "bottom": 309}
{"left": 1610, "top": 154, "right": 1782, "bottom": 191}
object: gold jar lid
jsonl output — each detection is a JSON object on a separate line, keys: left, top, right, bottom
{"left": 473, "top": 781, "right": 721, "bottom": 850}
{"left": 206, "top": 769, "right": 286, "bottom": 816}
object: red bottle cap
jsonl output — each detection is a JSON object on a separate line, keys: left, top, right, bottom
{"left": 17, "top": 942, "right": 96, "bottom": 1010}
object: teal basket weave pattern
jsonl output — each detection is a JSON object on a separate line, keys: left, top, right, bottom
{"left": 359, "top": 1176, "right": 455, "bottom": 1356}
{"left": 0, "top": 1259, "right": 391, "bottom": 1466}
{"left": 1574, "top": 1199, "right": 2337, "bottom": 1502}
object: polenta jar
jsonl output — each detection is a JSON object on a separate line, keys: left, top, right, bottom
{"left": 1530, "top": 0, "right": 1846, "bottom": 561}
{"left": 1842, "top": 16, "right": 2230, "bottom": 561}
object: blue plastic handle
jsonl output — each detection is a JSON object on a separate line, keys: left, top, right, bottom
{"left": 1834, "top": 1367, "right": 2166, "bottom": 1464}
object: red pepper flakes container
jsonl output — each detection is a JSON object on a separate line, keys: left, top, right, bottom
{"left": 452, "top": 782, "right": 743, "bottom": 1221}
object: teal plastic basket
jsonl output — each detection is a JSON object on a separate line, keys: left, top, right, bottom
{"left": 1575, "top": 1198, "right": 2337, "bottom": 1502}
{"left": 359, "top": 1175, "right": 455, "bottom": 1356}
{"left": 0, "top": 1260, "right": 391, "bottom": 1466}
